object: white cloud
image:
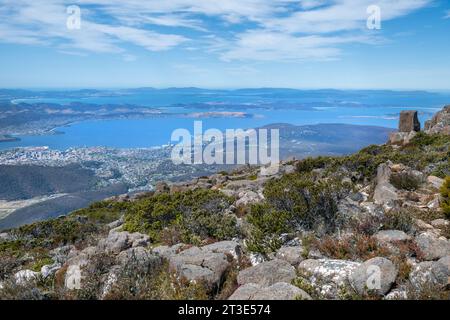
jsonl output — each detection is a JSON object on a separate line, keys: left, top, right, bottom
{"left": 0, "top": 0, "right": 432, "bottom": 62}
{"left": 221, "top": 30, "right": 376, "bottom": 61}
{"left": 445, "top": 10, "right": 450, "bottom": 18}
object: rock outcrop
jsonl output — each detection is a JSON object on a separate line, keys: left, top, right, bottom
{"left": 425, "top": 105, "right": 450, "bottom": 135}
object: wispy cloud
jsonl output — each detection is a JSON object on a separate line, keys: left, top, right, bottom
{"left": 0, "top": 0, "right": 432, "bottom": 62}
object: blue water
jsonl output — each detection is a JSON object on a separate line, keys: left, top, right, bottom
{"left": 3, "top": 90, "right": 449, "bottom": 150}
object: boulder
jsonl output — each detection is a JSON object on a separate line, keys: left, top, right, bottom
{"left": 349, "top": 257, "right": 398, "bottom": 296}
{"left": 228, "top": 283, "right": 261, "bottom": 300}
{"left": 374, "top": 230, "right": 411, "bottom": 244}
{"left": 427, "top": 176, "right": 444, "bottom": 190}
{"left": 275, "top": 246, "right": 305, "bottom": 266}
{"left": 297, "top": 259, "right": 360, "bottom": 299}
{"left": 373, "top": 163, "right": 398, "bottom": 206}
{"left": 235, "top": 190, "right": 263, "bottom": 207}
{"left": 179, "top": 264, "right": 217, "bottom": 285}
{"left": 415, "top": 232, "right": 450, "bottom": 260}
{"left": 154, "top": 181, "right": 170, "bottom": 195}
{"left": 237, "top": 259, "right": 296, "bottom": 287}
{"left": 50, "top": 245, "right": 76, "bottom": 264}
{"left": 229, "top": 282, "right": 311, "bottom": 300}
{"left": 100, "top": 265, "right": 122, "bottom": 299}
{"left": 431, "top": 219, "right": 450, "bottom": 229}
{"left": 151, "top": 243, "right": 185, "bottom": 259}
{"left": 409, "top": 261, "right": 449, "bottom": 290}
{"left": 169, "top": 246, "right": 230, "bottom": 287}
{"left": 14, "top": 270, "right": 39, "bottom": 285}
{"left": 170, "top": 182, "right": 190, "bottom": 194}
{"left": 107, "top": 217, "right": 124, "bottom": 229}
{"left": 0, "top": 232, "right": 10, "bottom": 241}
{"left": 399, "top": 110, "right": 420, "bottom": 132}
{"left": 97, "top": 231, "right": 150, "bottom": 255}
{"left": 116, "top": 247, "right": 161, "bottom": 272}
{"left": 437, "top": 255, "right": 450, "bottom": 275}
{"left": 41, "top": 263, "right": 62, "bottom": 279}
{"left": 424, "top": 105, "right": 450, "bottom": 135}
{"left": 201, "top": 241, "right": 241, "bottom": 260}
{"left": 388, "top": 131, "right": 417, "bottom": 146}
{"left": 384, "top": 288, "right": 408, "bottom": 300}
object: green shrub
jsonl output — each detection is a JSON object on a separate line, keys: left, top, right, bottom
{"left": 390, "top": 173, "right": 421, "bottom": 191}
{"left": 440, "top": 176, "right": 450, "bottom": 218}
{"left": 382, "top": 208, "right": 415, "bottom": 233}
{"left": 246, "top": 173, "right": 351, "bottom": 254}
{"left": 296, "top": 156, "right": 331, "bottom": 173}
{"left": 246, "top": 204, "right": 292, "bottom": 254}
{"left": 123, "top": 189, "right": 237, "bottom": 244}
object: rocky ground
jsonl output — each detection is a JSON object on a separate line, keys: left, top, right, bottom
{"left": 0, "top": 106, "right": 449, "bottom": 300}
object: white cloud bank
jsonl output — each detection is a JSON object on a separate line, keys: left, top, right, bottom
{"left": 0, "top": 0, "right": 432, "bottom": 61}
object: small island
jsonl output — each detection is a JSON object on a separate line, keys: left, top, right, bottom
{"left": 0, "top": 134, "right": 20, "bottom": 143}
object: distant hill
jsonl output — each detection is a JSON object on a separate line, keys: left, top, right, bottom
{"left": 0, "top": 164, "right": 99, "bottom": 201}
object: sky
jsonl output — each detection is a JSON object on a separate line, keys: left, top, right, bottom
{"left": 0, "top": 0, "right": 449, "bottom": 90}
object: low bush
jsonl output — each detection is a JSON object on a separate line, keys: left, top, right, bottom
{"left": 440, "top": 176, "right": 450, "bottom": 218}
{"left": 390, "top": 173, "right": 421, "bottom": 191}
{"left": 246, "top": 173, "right": 351, "bottom": 254}
{"left": 382, "top": 208, "right": 415, "bottom": 233}
{"left": 314, "top": 234, "right": 390, "bottom": 261}
{"left": 123, "top": 189, "right": 237, "bottom": 245}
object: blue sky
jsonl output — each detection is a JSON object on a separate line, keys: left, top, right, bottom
{"left": 0, "top": 0, "right": 449, "bottom": 90}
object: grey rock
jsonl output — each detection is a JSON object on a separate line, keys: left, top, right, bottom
{"left": 415, "top": 232, "right": 450, "bottom": 260}
{"left": 169, "top": 246, "right": 230, "bottom": 287}
{"left": 201, "top": 241, "right": 241, "bottom": 260}
{"left": 178, "top": 264, "right": 215, "bottom": 284}
{"left": 0, "top": 232, "right": 11, "bottom": 241}
{"left": 275, "top": 246, "right": 305, "bottom": 266}
{"left": 41, "top": 263, "right": 61, "bottom": 278}
{"left": 98, "top": 232, "right": 130, "bottom": 254}
{"left": 349, "top": 257, "right": 398, "bottom": 296}
{"left": 154, "top": 181, "right": 170, "bottom": 195}
{"left": 236, "top": 190, "right": 262, "bottom": 207}
{"left": 237, "top": 259, "right": 296, "bottom": 287}
{"left": 373, "top": 163, "right": 398, "bottom": 206}
{"left": 298, "top": 259, "right": 360, "bottom": 299}
{"left": 388, "top": 131, "right": 417, "bottom": 146}
{"left": 97, "top": 231, "right": 150, "bottom": 255}
{"left": 14, "top": 270, "right": 39, "bottom": 285}
{"left": 151, "top": 243, "right": 185, "bottom": 259}
{"left": 117, "top": 247, "right": 161, "bottom": 272}
{"left": 228, "top": 282, "right": 311, "bottom": 300}
{"left": 427, "top": 176, "right": 444, "bottom": 190}
{"left": 431, "top": 219, "right": 449, "bottom": 228}
{"left": 374, "top": 230, "right": 411, "bottom": 244}
{"left": 107, "top": 217, "right": 124, "bottom": 229}
{"left": 282, "top": 165, "right": 296, "bottom": 175}
{"left": 228, "top": 283, "right": 262, "bottom": 300}
{"left": 437, "top": 255, "right": 450, "bottom": 274}
{"left": 248, "top": 252, "right": 266, "bottom": 266}
{"left": 100, "top": 265, "right": 122, "bottom": 299}
{"left": 252, "top": 283, "right": 312, "bottom": 300}
{"left": 409, "top": 261, "right": 449, "bottom": 290}
{"left": 384, "top": 288, "right": 408, "bottom": 300}
{"left": 424, "top": 105, "right": 450, "bottom": 135}
{"left": 50, "top": 245, "right": 76, "bottom": 264}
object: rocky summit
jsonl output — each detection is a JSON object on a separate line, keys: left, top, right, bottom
{"left": 0, "top": 106, "right": 449, "bottom": 300}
